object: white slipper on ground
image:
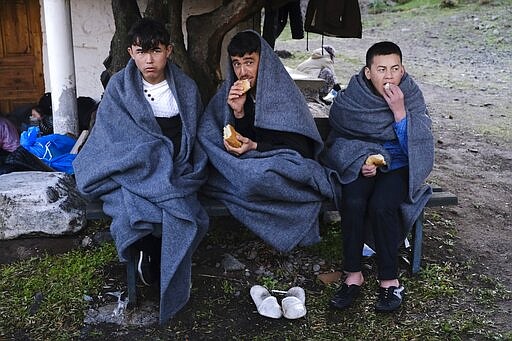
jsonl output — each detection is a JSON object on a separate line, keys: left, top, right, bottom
{"left": 250, "top": 285, "right": 282, "bottom": 319}
{"left": 281, "top": 286, "right": 307, "bottom": 319}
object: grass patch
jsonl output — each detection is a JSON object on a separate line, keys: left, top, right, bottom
{"left": 278, "top": 51, "right": 311, "bottom": 68}
{"left": 468, "top": 273, "right": 512, "bottom": 306}
{"left": 2, "top": 214, "right": 510, "bottom": 339}
{"left": 0, "top": 242, "right": 117, "bottom": 339}
{"left": 395, "top": 0, "right": 443, "bottom": 11}
{"left": 368, "top": 0, "right": 445, "bottom": 13}
{"left": 308, "top": 222, "right": 342, "bottom": 263}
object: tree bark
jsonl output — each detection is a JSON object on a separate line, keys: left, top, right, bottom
{"left": 144, "top": 0, "right": 192, "bottom": 76}
{"left": 105, "top": 0, "right": 141, "bottom": 77}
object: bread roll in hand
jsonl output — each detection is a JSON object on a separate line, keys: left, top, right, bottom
{"left": 365, "top": 154, "right": 387, "bottom": 167}
{"left": 223, "top": 124, "right": 242, "bottom": 148}
{"left": 240, "top": 79, "right": 251, "bottom": 93}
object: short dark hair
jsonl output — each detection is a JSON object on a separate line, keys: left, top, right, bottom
{"left": 227, "top": 31, "right": 261, "bottom": 57}
{"left": 366, "top": 41, "right": 402, "bottom": 68}
{"left": 37, "top": 92, "right": 52, "bottom": 116}
{"left": 127, "top": 18, "right": 170, "bottom": 50}
{"left": 31, "top": 105, "right": 46, "bottom": 117}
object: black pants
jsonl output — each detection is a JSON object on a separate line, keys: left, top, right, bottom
{"left": 340, "top": 167, "right": 408, "bottom": 280}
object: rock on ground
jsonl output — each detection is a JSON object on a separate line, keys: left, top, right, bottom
{"left": 0, "top": 171, "right": 86, "bottom": 239}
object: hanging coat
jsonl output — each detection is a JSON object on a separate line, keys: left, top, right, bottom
{"left": 304, "top": 0, "right": 362, "bottom": 38}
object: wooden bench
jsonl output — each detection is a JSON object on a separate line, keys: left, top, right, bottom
{"left": 84, "top": 116, "right": 458, "bottom": 306}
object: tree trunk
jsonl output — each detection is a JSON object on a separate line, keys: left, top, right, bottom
{"left": 144, "top": 0, "right": 192, "bottom": 76}
{"left": 187, "top": 0, "right": 264, "bottom": 101}
{"left": 105, "top": 0, "right": 141, "bottom": 77}
{"left": 107, "top": 0, "right": 296, "bottom": 103}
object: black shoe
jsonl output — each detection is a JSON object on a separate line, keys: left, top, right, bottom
{"left": 137, "top": 251, "right": 153, "bottom": 286}
{"left": 329, "top": 283, "right": 361, "bottom": 310}
{"left": 375, "top": 285, "right": 404, "bottom": 312}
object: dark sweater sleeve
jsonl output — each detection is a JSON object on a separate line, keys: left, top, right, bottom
{"left": 256, "top": 128, "right": 315, "bottom": 159}
{"left": 234, "top": 99, "right": 315, "bottom": 159}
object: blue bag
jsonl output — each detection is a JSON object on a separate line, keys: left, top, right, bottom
{"left": 20, "top": 126, "right": 77, "bottom": 174}
{"left": 48, "top": 153, "right": 77, "bottom": 174}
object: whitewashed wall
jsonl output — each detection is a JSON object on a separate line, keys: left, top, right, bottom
{"left": 40, "top": 0, "right": 114, "bottom": 101}
{"left": 39, "top": 0, "right": 222, "bottom": 102}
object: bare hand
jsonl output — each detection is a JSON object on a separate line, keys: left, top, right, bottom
{"left": 224, "top": 133, "right": 257, "bottom": 156}
{"left": 227, "top": 80, "right": 248, "bottom": 118}
{"left": 383, "top": 83, "right": 406, "bottom": 122}
{"left": 361, "top": 164, "right": 377, "bottom": 177}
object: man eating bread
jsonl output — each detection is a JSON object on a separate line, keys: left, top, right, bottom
{"left": 198, "top": 30, "right": 339, "bottom": 259}
{"left": 322, "top": 41, "right": 434, "bottom": 313}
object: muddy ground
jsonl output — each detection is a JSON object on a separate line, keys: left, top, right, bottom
{"left": 1, "top": 0, "right": 511, "bottom": 339}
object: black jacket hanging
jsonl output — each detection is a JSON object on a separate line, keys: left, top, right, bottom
{"left": 304, "top": 0, "right": 362, "bottom": 38}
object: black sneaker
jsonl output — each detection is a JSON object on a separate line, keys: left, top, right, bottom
{"left": 329, "top": 283, "right": 362, "bottom": 310}
{"left": 137, "top": 251, "right": 153, "bottom": 286}
{"left": 375, "top": 285, "right": 404, "bottom": 312}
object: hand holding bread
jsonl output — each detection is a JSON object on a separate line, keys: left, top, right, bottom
{"left": 240, "top": 79, "right": 251, "bottom": 93}
{"left": 223, "top": 124, "right": 242, "bottom": 148}
{"left": 365, "top": 154, "right": 387, "bottom": 167}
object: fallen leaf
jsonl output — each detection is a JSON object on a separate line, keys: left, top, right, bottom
{"left": 317, "top": 271, "right": 342, "bottom": 285}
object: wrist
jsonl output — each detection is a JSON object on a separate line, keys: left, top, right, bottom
{"left": 394, "top": 110, "right": 406, "bottom": 122}
{"left": 233, "top": 109, "right": 244, "bottom": 118}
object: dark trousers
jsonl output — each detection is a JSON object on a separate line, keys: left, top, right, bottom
{"left": 341, "top": 167, "right": 408, "bottom": 280}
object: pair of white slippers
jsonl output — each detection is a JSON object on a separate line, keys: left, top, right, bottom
{"left": 250, "top": 285, "right": 307, "bottom": 319}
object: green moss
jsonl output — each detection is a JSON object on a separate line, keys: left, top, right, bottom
{"left": 0, "top": 243, "right": 117, "bottom": 339}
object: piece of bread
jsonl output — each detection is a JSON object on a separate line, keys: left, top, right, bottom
{"left": 223, "top": 124, "right": 242, "bottom": 148}
{"left": 240, "top": 79, "right": 251, "bottom": 93}
{"left": 384, "top": 83, "right": 391, "bottom": 91}
{"left": 365, "top": 154, "right": 387, "bottom": 167}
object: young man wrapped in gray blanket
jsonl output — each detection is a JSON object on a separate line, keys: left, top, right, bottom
{"left": 322, "top": 41, "right": 434, "bottom": 313}
{"left": 73, "top": 18, "right": 208, "bottom": 324}
{"left": 198, "top": 30, "right": 339, "bottom": 256}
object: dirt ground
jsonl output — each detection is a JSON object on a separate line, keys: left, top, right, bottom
{"left": 1, "top": 1, "right": 511, "bottom": 339}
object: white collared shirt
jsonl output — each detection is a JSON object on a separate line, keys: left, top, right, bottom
{"left": 142, "top": 79, "right": 179, "bottom": 118}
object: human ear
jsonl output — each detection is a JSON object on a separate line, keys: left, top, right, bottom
{"left": 364, "top": 66, "right": 371, "bottom": 80}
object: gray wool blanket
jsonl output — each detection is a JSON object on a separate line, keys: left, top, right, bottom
{"left": 322, "top": 69, "right": 434, "bottom": 232}
{"left": 73, "top": 60, "right": 209, "bottom": 324}
{"left": 198, "top": 30, "right": 339, "bottom": 252}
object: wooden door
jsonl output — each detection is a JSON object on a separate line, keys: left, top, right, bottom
{"left": 0, "top": 0, "right": 44, "bottom": 114}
